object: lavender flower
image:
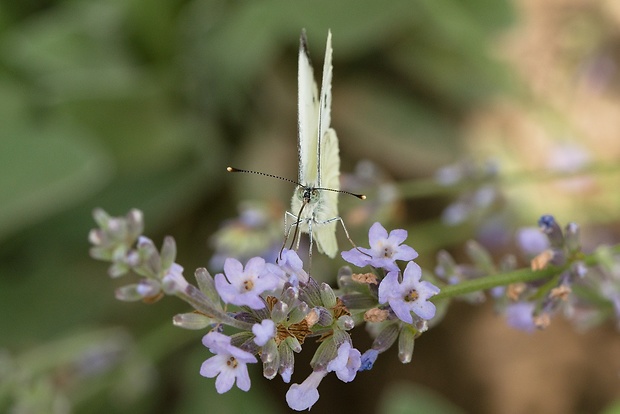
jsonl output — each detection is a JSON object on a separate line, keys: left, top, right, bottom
{"left": 200, "top": 332, "right": 257, "bottom": 393}
{"left": 359, "top": 349, "right": 379, "bottom": 371}
{"left": 378, "top": 261, "right": 440, "bottom": 323}
{"left": 252, "top": 319, "right": 276, "bottom": 346}
{"left": 214, "top": 257, "right": 284, "bottom": 309}
{"left": 285, "top": 370, "right": 328, "bottom": 411}
{"left": 278, "top": 249, "right": 309, "bottom": 285}
{"left": 326, "top": 342, "right": 361, "bottom": 382}
{"left": 341, "top": 222, "right": 418, "bottom": 272}
{"left": 505, "top": 302, "right": 536, "bottom": 333}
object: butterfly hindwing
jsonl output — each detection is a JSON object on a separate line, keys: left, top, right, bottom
{"left": 313, "top": 128, "right": 339, "bottom": 257}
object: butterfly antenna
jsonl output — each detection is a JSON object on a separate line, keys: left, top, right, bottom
{"left": 315, "top": 186, "right": 366, "bottom": 200}
{"left": 227, "top": 167, "right": 302, "bottom": 187}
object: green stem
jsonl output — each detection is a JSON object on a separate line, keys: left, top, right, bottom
{"left": 432, "top": 244, "right": 620, "bottom": 301}
{"left": 398, "top": 162, "right": 620, "bottom": 199}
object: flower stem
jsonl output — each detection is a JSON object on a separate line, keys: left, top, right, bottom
{"left": 432, "top": 244, "right": 620, "bottom": 301}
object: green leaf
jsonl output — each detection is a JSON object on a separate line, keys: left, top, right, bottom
{"left": 378, "top": 382, "right": 465, "bottom": 414}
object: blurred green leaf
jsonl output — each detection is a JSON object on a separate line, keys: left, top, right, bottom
{"left": 378, "top": 382, "right": 465, "bottom": 414}
{"left": 0, "top": 121, "right": 112, "bottom": 241}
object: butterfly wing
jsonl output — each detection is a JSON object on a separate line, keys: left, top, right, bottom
{"left": 317, "top": 30, "right": 332, "bottom": 188}
{"left": 313, "top": 128, "right": 340, "bottom": 258}
{"left": 291, "top": 30, "right": 340, "bottom": 259}
{"left": 297, "top": 29, "right": 320, "bottom": 186}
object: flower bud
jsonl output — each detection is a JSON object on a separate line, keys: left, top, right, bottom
{"left": 279, "top": 343, "right": 295, "bottom": 383}
{"left": 288, "top": 301, "right": 309, "bottom": 325}
{"left": 371, "top": 323, "right": 399, "bottom": 353}
{"left": 538, "top": 215, "right": 564, "bottom": 248}
{"left": 160, "top": 236, "right": 177, "bottom": 271}
{"left": 336, "top": 315, "right": 355, "bottom": 331}
{"left": 271, "top": 301, "right": 289, "bottom": 324}
{"left": 173, "top": 312, "right": 215, "bottom": 330}
{"left": 319, "top": 283, "right": 337, "bottom": 308}
{"left": 398, "top": 326, "right": 416, "bottom": 364}
{"left": 565, "top": 222, "right": 581, "bottom": 254}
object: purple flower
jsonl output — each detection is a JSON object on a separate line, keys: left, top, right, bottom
{"left": 214, "top": 257, "right": 283, "bottom": 309}
{"left": 252, "top": 319, "right": 276, "bottom": 346}
{"left": 359, "top": 349, "right": 379, "bottom": 371}
{"left": 378, "top": 261, "right": 440, "bottom": 323}
{"left": 516, "top": 227, "right": 550, "bottom": 257}
{"left": 342, "top": 222, "right": 418, "bottom": 272}
{"left": 200, "top": 332, "right": 257, "bottom": 393}
{"left": 285, "top": 370, "right": 328, "bottom": 411}
{"left": 326, "top": 342, "right": 361, "bottom": 383}
{"left": 161, "top": 263, "right": 189, "bottom": 294}
{"left": 505, "top": 302, "right": 536, "bottom": 332}
{"left": 278, "top": 249, "right": 309, "bottom": 285}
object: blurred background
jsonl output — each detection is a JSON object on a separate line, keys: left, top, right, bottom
{"left": 2, "top": 0, "right": 620, "bottom": 413}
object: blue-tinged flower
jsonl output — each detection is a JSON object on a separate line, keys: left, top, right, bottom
{"left": 278, "top": 249, "right": 309, "bottom": 285}
{"left": 200, "top": 332, "right": 257, "bottom": 393}
{"left": 285, "top": 370, "right": 328, "bottom": 411}
{"left": 326, "top": 342, "right": 361, "bottom": 382}
{"left": 214, "top": 257, "right": 283, "bottom": 309}
{"left": 252, "top": 319, "right": 276, "bottom": 346}
{"left": 359, "top": 349, "right": 379, "bottom": 371}
{"left": 516, "top": 227, "right": 550, "bottom": 257}
{"left": 505, "top": 302, "right": 536, "bottom": 332}
{"left": 342, "top": 222, "right": 418, "bottom": 272}
{"left": 378, "top": 261, "right": 440, "bottom": 323}
{"left": 161, "top": 263, "right": 189, "bottom": 294}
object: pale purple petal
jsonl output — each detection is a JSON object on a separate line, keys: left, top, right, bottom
{"left": 327, "top": 342, "right": 361, "bottom": 383}
{"left": 200, "top": 331, "right": 257, "bottom": 394}
{"left": 378, "top": 262, "right": 440, "bottom": 323}
{"left": 386, "top": 228, "right": 408, "bottom": 246}
{"left": 233, "top": 364, "right": 252, "bottom": 392}
{"left": 252, "top": 319, "right": 276, "bottom": 346}
{"left": 214, "top": 369, "right": 236, "bottom": 394}
{"left": 505, "top": 302, "right": 536, "bottom": 332}
{"left": 368, "top": 222, "right": 388, "bottom": 246}
{"left": 392, "top": 244, "right": 418, "bottom": 261}
{"left": 286, "top": 370, "right": 327, "bottom": 411}
{"left": 200, "top": 354, "right": 225, "bottom": 378}
{"left": 340, "top": 247, "right": 372, "bottom": 267}
{"left": 223, "top": 257, "right": 243, "bottom": 279}
{"left": 278, "top": 249, "right": 309, "bottom": 284}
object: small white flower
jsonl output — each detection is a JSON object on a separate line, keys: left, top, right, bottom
{"left": 214, "top": 257, "right": 283, "bottom": 309}
{"left": 285, "top": 370, "right": 328, "bottom": 411}
{"left": 252, "top": 319, "right": 276, "bottom": 346}
{"left": 200, "top": 332, "right": 257, "bottom": 393}
{"left": 326, "top": 342, "right": 361, "bottom": 383}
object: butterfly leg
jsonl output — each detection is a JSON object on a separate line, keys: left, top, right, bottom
{"left": 281, "top": 211, "right": 299, "bottom": 260}
{"left": 321, "top": 216, "right": 361, "bottom": 252}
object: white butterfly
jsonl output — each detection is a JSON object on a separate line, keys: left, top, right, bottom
{"left": 227, "top": 30, "right": 363, "bottom": 260}
{"left": 286, "top": 30, "right": 363, "bottom": 259}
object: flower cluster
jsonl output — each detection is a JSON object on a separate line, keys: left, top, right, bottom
{"left": 339, "top": 222, "right": 440, "bottom": 367}
{"left": 89, "top": 211, "right": 440, "bottom": 411}
{"left": 434, "top": 159, "right": 502, "bottom": 226}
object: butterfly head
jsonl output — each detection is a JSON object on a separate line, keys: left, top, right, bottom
{"left": 296, "top": 185, "right": 320, "bottom": 206}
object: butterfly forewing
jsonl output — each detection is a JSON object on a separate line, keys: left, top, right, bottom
{"left": 317, "top": 31, "right": 333, "bottom": 188}
{"left": 297, "top": 30, "right": 320, "bottom": 186}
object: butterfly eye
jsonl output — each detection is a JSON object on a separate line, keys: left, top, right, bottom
{"left": 311, "top": 189, "right": 320, "bottom": 200}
